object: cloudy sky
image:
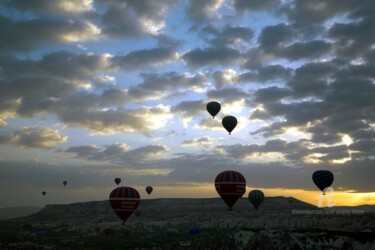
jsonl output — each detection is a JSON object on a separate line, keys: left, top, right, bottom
{"left": 1, "top": 0, "right": 375, "bottom": 208}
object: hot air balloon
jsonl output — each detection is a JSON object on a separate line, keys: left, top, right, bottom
{"left": 135, "top": 210, "right": 141, "bottom": 218}
{"left": 215, "top": 170, "right": 246, "bottom": 211}
{"left": 146, "top": 186, "right": 153, "bottom": 195}
{"left": 206, "top": 101, "right": 221, "bottom": 119}
{"left": 42, "top": 191, "right": 46, "bottom": 196}
{"left": 114, "top": 178, "right": 121, "bottom": 185}
{"left": 288, "top": 197, "right": 294, "bottom": 206}
{"left": 248, "top": 190, "right": 264, "bottom": 210}
{"left": 63, "top": 181, "right": 67, "bottom": 186}
{"left": 312, "top": 170, "right": 334, "bottom": 195}
{"left": 222, "top": 116, "right": 237, "bottom": 135}
{"left": 109, "top": 186, "right": 140, "bottom": 224}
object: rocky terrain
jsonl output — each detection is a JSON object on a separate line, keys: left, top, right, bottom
{"left": 1, "top": 197, "right": 374, "bottom": 249}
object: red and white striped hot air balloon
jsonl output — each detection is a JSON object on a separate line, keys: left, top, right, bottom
{"left": 109, "top": 187, "right": 140, "bottom": 224}
{"left": 215, "top": 170, "right": 246, "bottom": 211}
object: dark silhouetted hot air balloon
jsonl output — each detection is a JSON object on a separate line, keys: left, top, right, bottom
{"left": 206, "top": 101, "right": 221, "bottom": 119}
{"left": 135, "top": 210, "right": 141, "bottom": 218}
{"left": 109, "top": 186, "right": 140, "bottom": 224}
{"left": 114, "top": 178, "right": 121, "bottom": 185}
{"left": 146, "top": 186, "right": 153, "bottom": 195}
{"left": 215, "top": 170, "right": 246, "bottom": 211}
{"left": 222, "top": 116, "right": 237, "bottom": 135}
{"left": 189, "top": 228, "right": 201, "bottom": 234}
{"left": 248, "top": 190, "right": 264, "bottom": 210}
{"left": 63, "top": 181, "right": 67, "bottom": 186}
{"left": 312, "top": 170, "right": 334, "bottom": 195}
{"left": 42, "top": 191, "right": 46, "bottom": 196}
{"left": 288, "top": 197, "right": 294, "bottom": 206}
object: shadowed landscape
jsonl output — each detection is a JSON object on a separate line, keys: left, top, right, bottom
{"left": 1, "top": 197, "right": 374, "bottom": 249}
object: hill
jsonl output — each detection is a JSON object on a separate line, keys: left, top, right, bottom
{"left": 12, "top": 196, "right": 315, "bottom": 223}
{"left": 0, "top": 206, "right": 42, "bottom": 220}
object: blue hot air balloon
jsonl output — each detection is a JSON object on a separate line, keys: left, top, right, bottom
{"left": 63, "top": 181, "right": 67, "bottom": 186}
{"left": 189, "top": 228, "right": 201, "bottom": 234}
{"left": 312, "top": 170, "right": 334, "bottom": 195}
{"left": 248, "top": 190, "right": 264, "bottom": 210}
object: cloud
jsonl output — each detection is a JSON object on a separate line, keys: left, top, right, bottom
{"left": 1, "top": 0, "right": 94, "bottom": 14}
{"left": 128, "top": 72, "right": 207, "bottom": 100}
{"left": 279, "top": 0, "right": 360, "bottom": 24}
{"left": 98, "top": 0, "right": 177, "bottom": 37}
{"left": 0, "top": 15, "right": 100, "bottom": 53}
{"left": 182, "top": 47, "right": 242, "bottom": 68}
{"left": 186, "top": 0, "right": 225, "bottom": 22}
{"left": 0, "top": 126, "right": 67, "bottom": 149}
{"left": 280, "top": 40, "right": 332, "bottom": 60}
{"left": 201, "top": 24, "right": 254, "bottom": 47}
{"left": 57, "top": 105, "right": 173, "bottom": 135}
{"left": 206, "top": 87, "right": 248, "bottom": 103}
{"left": 232, "top": 0, "right": 281, "bottom": 12}
{"left": 66, "top": 143, "right": 169, "bottom": 162}
{"left": 110, "top": 47, "right": 179, "bottom": 70}
{"left": 181, "top": 136, "right": 222, "bottom": 147}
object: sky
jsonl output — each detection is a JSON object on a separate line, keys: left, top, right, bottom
{"left": 1, "top": 0, "right": 375, "bottom": 208}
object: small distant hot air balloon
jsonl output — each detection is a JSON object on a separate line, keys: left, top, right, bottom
{"left": 109, "top": 186, "right": 140, "bottom": 225}
{"left": 63, "top": 181, "right": 67, "bottom": 186}
{"left": 312, "top": 170, "right": 334, "bottom": 195}
{"left": 42, "top": 191, "right": 46, "bottom": 196}
{"left": 288, "top": 197, "right": 294, "bottom": 206}
{"left": 222, "top": 116, "right": 237, "bottom": 135}
{"left": 248, "top": 190, "right": 264, "bottom": 210}
{"left": 146, "top": 186, "right": 153, "bottom": 195}
{"left": 114, "top": 178, "right": 121, "bottom": 185}
{"left": 206, "top": 101, "right": 221, "bottom": 119}
{"left": 215, "top": 170, "right": 246, "bottom": 211}
{"left": 135, "top": 210, "right": 141, "bottom": 218}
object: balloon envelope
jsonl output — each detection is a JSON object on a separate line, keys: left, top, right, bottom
{"left": 206, "top": 101, "right": 221, "bottom": 119}
{"left": 222, "top": 116, "right": 237, "bottom": 135}
{"left": 146, "top": 186, "right": 153, "bottom": 195}
{"left": 109, "top": 186, "right": 140, "bottom": 223}
{"left": 189, "top": 228, "right": 201, "bottom": 234}
{"left": 215, "top": 170, "right": 246, "bottom": 211}
{"left": 114, "top": 177, "right": 121, "bottom": 185}
{"left": 63, "top": 181, "right": 67, "bottom": 186}
{"left": 312, "top": 170, "right": 334, "bottom": 195}
{"left": 248, "top": 190, "right": 264, "bottom": 210}
{"left": 42, "top": 191, "right": 46, "bottom": 196}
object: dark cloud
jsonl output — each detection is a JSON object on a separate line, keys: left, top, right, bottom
{"left": 232, "top": 0, "right": 281, "bottom": 12}
{"left": 0, "top": 126, "right": 67, "bottom": 149}
{"left": 128, "top": 72, "right": 207, "bottom": 100}
{"left": 182, "top": 47, "right": 242, "bottom": 68}
{"left": 206, "top": 87, "right": 248, "bottom": 103}
{"left": 258, "top": 23, "right": 295, "bottom": 50}
{"left": 249, "top": 108, "right": 272, "bottom": 121}
{"left": 280, "top": 40, "right": 332, "bottom": 60}
{"left": 186, "top": 0, "right": 224, "bottom": 22}
{"left": 329, "top": 17, "right": 375, "bottom": 58}
{"left": 97, "top": 0, "right": 177, "bottom": 37}
{"left": 111, "top": 47, "right": 178, "bottom": 70}
{"left": 66, "top": 143, "right": 168, "bottom": 163}
{"left": 172, "top": 100, "right": 206, "bottom": 118}
{"left": 257, "top": 64, "right": 292, "bottom": 82}
{"left": 1, "top": 0, "right": 94, "bottom": 14}
{"left": 253, "top": 87, "right": 292, "bottom": 104}
{"left": 279, "top": 0, "right": 360, "bottom": 24}
{"left": 201, "top": 25, "right": 254, "bottom": 47}
{"left": 0, "top": 15, "right": 99, "bottom": 53}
